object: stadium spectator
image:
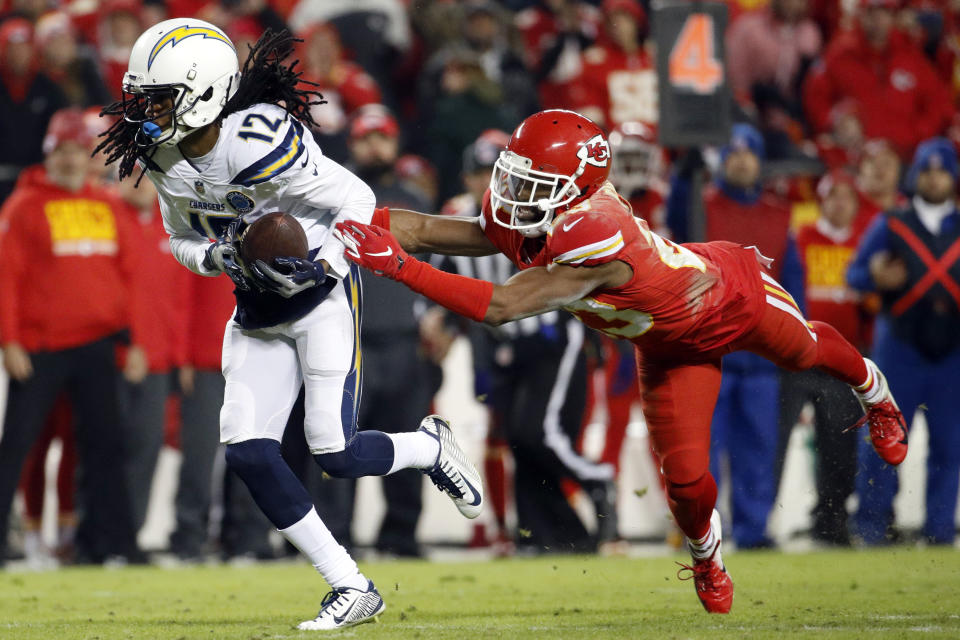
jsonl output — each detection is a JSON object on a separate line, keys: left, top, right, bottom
{"left": 17, "top": 395, "right": 76, "bottom": 567}
{"left": 168, "top": 272, "right": 271, "bottom": 562}
{"left": 420, "top": 47, "right": 517, "bottom": 203}
{"left": 514, "top": 0, "right": 600, "bottom": 110}
{"left": 803, "top": 0, "right": 953, "bottom": 157}
{"left": 725, "top": 0, "right": 822, "bottom": 141}
{"left": 703, "top": 124, "right": 803, "bottom": 549}
{"left": 777, "top": 169, "right": 873, "bottom": 546}
{"left": 0, "top": 18, "right": 68, "bottom": 205}
{"left": 343, "top": 105, "right": 436, "bottom": 556}
{"left": 0, "top": 108, "right": 146, "bottom": 565}
{"left": 112, "top": 175, "right": 190, "bottom": 535}
{"left": 296, "top": 22, "right": 382, "bottom": 138}
{"left": 287, "top": 0, "right": 412, "bottom": 106}
{"left": 608, "top": 120, "right": 669, "bottom": 233}
{"left": 395, "top": 154, "right": 439, "bottom": 210}
{"left": 812, "top": 98, "right": 865, "bottom": 171}
{"left": 847, "top": 137, "right": 960, "bottom": 546}
{"left": 857, "top": 138, "right": 907, "bottom": 219}
{"left": 569, "top": 0, "right": 655, "bottom": 130}
{"left": 95, "top": 0, "right": 144, "bottom": 102}
{"left": 36, "top": 11, "right": 111, "bottom": 108}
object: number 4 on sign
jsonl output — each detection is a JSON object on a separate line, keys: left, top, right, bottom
{"left": 669, "top": 14, "right": 723, "bottom": 94}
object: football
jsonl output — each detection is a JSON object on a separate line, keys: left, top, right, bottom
{"left": 238, "top": 212, "right": 309, "bottom": 266}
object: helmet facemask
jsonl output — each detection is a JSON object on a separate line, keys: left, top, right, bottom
{"left": 120, "top": 77, "right": 197, "bottom": 148}
{"left": 489, "top": 151, "right": 581, "bottom": 237}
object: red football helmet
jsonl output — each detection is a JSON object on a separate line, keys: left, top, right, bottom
{"left": 608, "top": 121, "right": 666, "bottom": 197}
{"left": 490, "top": 109, "right": 611, "bottom": 237}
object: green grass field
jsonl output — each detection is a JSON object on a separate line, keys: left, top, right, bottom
{"left": 1, "top": 548, "right": 959, "bottom": 639}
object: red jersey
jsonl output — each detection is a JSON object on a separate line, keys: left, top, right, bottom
{"left": 803, "top": 28, "right": 953, "bottom": 155}
{"left": 569, "top": 43, "right": 657, "bottom": 130}
{"left": 704, "top": 185, "right": 793, "bottom": 280}
{"left": 479, "top": 183, "right": 766, "bottom": 360}
{"left": 0, "top": 166, "right": 147, "bottom": 352}
{"left": 121, "top": 201, "right": 190, "bottom": 372}
{"left": 184, "top": 270, "right": 236, "bottom": 371}
{"left": 795, "top": 219, "right": 870, "bottom": 349}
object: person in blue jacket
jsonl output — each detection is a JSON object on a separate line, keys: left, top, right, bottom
{"left": 847, "top": 137, "right": 960, "bottom": 545}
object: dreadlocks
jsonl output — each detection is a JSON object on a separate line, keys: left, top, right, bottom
{"left": 222, "top": 29, "right": 324, "bottom": 125}
{"left": 94, "top": 29, "right": 325, "bottom": 184}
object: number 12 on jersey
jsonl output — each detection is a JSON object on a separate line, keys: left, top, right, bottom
{"left": 238, "top": 113, "right": 283, "bottom": 143}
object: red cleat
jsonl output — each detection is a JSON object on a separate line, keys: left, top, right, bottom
{"left": 678, "top": 549, "right": 734, "bottom": 614}
{"left": 849, "top": 361, "right": 908, "bottom": 466}
{"left": 677, "top": 510, "right": 733, "bottom": 614}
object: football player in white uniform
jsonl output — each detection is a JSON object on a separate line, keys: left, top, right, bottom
{"left": 97, "top": 20, "right": 483, "bottom": 630}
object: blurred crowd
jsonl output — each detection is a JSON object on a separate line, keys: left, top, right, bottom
{"left": 0, "top": 0, "right": 959, "bottom": 567}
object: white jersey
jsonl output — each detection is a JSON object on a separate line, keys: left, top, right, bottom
{"left": 143, "top": 102, "right": 374, "bottom": 280}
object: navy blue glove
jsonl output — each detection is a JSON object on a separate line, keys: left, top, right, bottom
{"left": 249, "top": 256, "right": 326, "bottom": 298}
{"left": 203, "top": 218, "right": 250, "bottom": 291}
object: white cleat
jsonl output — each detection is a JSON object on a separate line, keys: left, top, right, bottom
{"left": 418, "top": 415, "right": 484, "bottom": 519}
{"left": 296, "top": 580, "right": 385, "bottom": 631}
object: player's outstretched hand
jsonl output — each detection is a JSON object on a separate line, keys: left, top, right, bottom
{"left": 250, "top": 256, "right": 325, "bottom": 298}
{"left": 333, "top": 221, "right": 409, "bottom": 280}
{"left": 203, "top": 218, "right": 251, "bottom": 291}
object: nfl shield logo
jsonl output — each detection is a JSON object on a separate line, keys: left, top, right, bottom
{"left": 194, "top": 180, "right": 205, "bottom": 194}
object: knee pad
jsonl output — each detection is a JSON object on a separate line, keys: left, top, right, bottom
{"left": 225, "top": 439, "right": 312, "bottom": 530}
{"left": 314, "top": 449, "right": 355, "bottom": 478}
{"left": 659, "top": 446, "right": 710, "bottom": 487}
{"left": 313, "top": 431, "right": 394, "bottom": 478}
{"left": 224, "top": 438, "right": 281, "bottom": 476}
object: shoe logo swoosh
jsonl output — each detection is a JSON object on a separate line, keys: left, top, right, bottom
{"left": 562, "top": 217, "right": 583, "bottom": 232}
{"left": 332, "top": 600, "right": 356, "bottom": 626}
{"left": 365, "top": 247, "right": 393, "bottom": 257}
{"left": 461, "top": 475, "right": 482, "bottom": 507}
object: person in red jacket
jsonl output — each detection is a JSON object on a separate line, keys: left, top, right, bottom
{"left": 0, "top": 107, "right": 148, "bottom": 565}
{"left": 168, "top": 270, "right": 273, "bottom": 561}
{"left": 777, "top": 169, "right": 875, "bottom": 546}
{"left": 112, "top": 174, "right": 191, "bottom": 535}
{"left": 296, "top": 22, "right": 383, "bottom": 137}
{"left": 803, "top": 0, "right": 953, "bottom": 157}
{"left": 568, "top": 0, "right": 656, "bottom": 130}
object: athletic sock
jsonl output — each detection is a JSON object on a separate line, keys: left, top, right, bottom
{"left": 279, "top": 508, "right": 367, "bottom": 590}
{"left": 855, "top": 360, "right": 885, "bottom": 406}
{"left": 386, "top": 431, "right": 440, "bottom": 474}
{"left": 689, "top": 525, "right": 723, "bottom": 567}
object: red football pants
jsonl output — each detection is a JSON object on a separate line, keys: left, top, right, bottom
{"left": 640, "top": 273, "right": 868, "bottom": 541}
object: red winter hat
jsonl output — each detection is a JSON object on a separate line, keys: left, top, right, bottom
{"left": 0, "top": 17, "right": 33, "bottom": 57}
{"left": 395, "top": 154, "right": 436, "bottom": 181}
{"left": 816, "top": 169, "right": 858, "bottom": 200}
{"left": 859, "top": 0, "right": 901, "bottom": 9}
{"left": 349, "top": 105, "right": 399, "bottom": 140}
{"left": 43, "top": 108, "right": 94, "bottom": 154}
{"left": 603, "top": 0, "right": 647, "bottom": 24}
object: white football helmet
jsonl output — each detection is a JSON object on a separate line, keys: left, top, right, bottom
{"left": 123, "top": 18, "right": 240, "bottom": 148}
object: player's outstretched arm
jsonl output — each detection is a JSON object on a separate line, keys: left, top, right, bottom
{"left": 334, "top": 221, "right": 632, "bottom": 325}
{"left": 483, "top": 262, "right": 629, "bottom": 324}
{"left": 377, "top": 207, "right": 498, "bottom": 257}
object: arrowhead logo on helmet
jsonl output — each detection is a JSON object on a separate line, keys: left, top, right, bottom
{"left": 578, "top": 135, "right": 611, "bottom": 167}
{"left": 148, "top": 25, "right": 235, "bottom": 71}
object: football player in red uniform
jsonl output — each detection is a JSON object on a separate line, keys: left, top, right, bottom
{"left": 333, "top": 110, "right": 909, "bottom": 614}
